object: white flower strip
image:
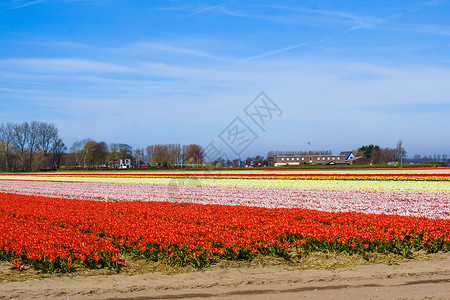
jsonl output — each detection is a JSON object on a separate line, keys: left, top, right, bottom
{"left": 0, "top": 179, "right": 449, "bottom": 219}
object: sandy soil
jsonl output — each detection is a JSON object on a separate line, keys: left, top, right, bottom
{"left": 1, "top": 252, "right": 450, "bottom": 300}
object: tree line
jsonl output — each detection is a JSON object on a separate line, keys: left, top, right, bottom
{"left": 4, "top": 122, "right": 440, "bottom": 171}
{"left": 67, "top": 140, "right": 132, "bottom": 168}
{"left": 0, "top": 121, "right": 66, "bottom": 171}
{"left": 356, "top": 141, "right": 406, "bottom": 164}
{"left": 62, "top": 139, "right": 205, "bottom": 169}
{"left": 407, "top": 154, "right": 449, "bottom": 164}
{"left": 145, "top": 144, "right": 203, "bottom": 167}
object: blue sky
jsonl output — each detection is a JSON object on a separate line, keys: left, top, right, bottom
{"left": 1, "top": 0, "right": 449, "bottom": 159}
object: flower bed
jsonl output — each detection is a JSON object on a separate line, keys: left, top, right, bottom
{"left": 1, "top": 192, "right": 449, "bottom": 273}
{"left": 0, "top": 180, "right": 449, "bottom": 219}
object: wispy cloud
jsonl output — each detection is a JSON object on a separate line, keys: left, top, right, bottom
{"left": 239, "top": 43, "right": 307, "bottom": 62}
{"left": 345, "top": 1, "right": 450, "bottom": 33}
{"left": 0, "top": 87, "right": 17, "bottom": 92}
{"left": 179, "top": 0, "right": 238, "bottom": 19}
{"left": 115, "top": 42, "right": 223, "bottom": 60}
{"left": 213, "top": 4, "right": 379, "bottom": 29}
{"left": 7, "top": 0, "right": 44, "bottom": 10}
{"left": 2, "top": 52, "right": 450, "bottom": 154}
{"left": 384, "top": 24, "right": 450, "bottom": 36}
{"left": 232, "top": 29, "right": 347, "bottom": 63}
{"left": 264, "top": 5, "right": 384, "bottom": 29}
{"left": 23, "top": 40, "right": 229, "bottom": 62}
{"left": 210, "top": 2, "right": 450, "bottom": 38}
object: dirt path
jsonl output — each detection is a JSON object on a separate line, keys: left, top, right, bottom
{"left": 1, "top": 253, "right": 450, "bottom": 299}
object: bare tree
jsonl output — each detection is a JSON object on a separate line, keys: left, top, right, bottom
{"left": 12, "top": 122, "right": 31, "bottom": 170}
{"left": 38, "top": 122, "right": 58, "bottom": 169}
{"left": 145, "top": 144, "right": 182, "bottom": 167}
{"left": 82, "top": 140, "right": 98, "bottom": 168}
{"left": 70, "top": 138, "right": 95, "bottom": 168}
{"left": 145, "top": 145, "right": 155, "bottom": 164}
{"left": 372, "top": 148, "right": 397, "bottom": 164}
{"left": 118, "top": 144, "right": 132, "bottom": 160}
{"left": 185, "top": 144, "right": 203, "bottom": 165}
{"left": 27, "top": 121, "right": 41, "bottom": 170}
{"left": 50, "top": 138, "right": 67, "bottom": 170}
{"left": 173, "top": 144, "right": 182, "bottom": 166}
{"left": 181, "top": 145, "right": 187, "bottom": 164}
{"left": 70, "top": 140, "right": 84, "bottom": 167}
{"left": 396, "top": 140, "right": 406, "bottom": 164}
{"left": 87, "top": 141, "right": 108, "bottom": 168}
{"left": 0, "top": 123, "right": 16, "bottom": 170}
{"left": 133, "top": 148, "right": 144, "bottom": 167}
{"left": 107, "top": 143, "right": 120, "bottom": 168}
{"left": 0, "top": 121, "right": 64, "bottom": 171}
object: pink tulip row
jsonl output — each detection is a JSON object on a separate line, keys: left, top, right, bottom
{"left": 1, "top": 179, "right": 449, "bottom": 219}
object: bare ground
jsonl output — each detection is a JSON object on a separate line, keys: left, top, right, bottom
{"left": 1, "top": 252, "right": 449, "bottom": 300}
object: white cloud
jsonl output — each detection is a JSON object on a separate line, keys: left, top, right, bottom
{"left": 8, "top": 0, "right": 44, "bottom": 10}
{"left": 213, "top": 4, "right": 381, "bottom": 29}
{"left": 114, "top": 42, "right": 223, "bottom": 60}
{"left": 2, "top": 48, "right": 450, "bottom": 155}
{"left": 179, "top": 0, "right": 238, "bottom": 19}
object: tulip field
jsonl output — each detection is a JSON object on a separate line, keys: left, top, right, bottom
{"left": 0, "top": 168, "right": 449, "bottom": 273}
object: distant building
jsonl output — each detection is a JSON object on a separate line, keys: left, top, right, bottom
{"left": 244, "top": 158, "right": 268, "bottom": 167}
{"left": 119, "top": 158, "right": 132, "bottom": 169}
{"left": 274, "top": 153, "right": 351, "bottom": 166}
{"left": 339, "top": 151, "right": 355, "bottom": 161}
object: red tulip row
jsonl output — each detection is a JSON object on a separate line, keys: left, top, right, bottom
{"left": 1, "top": 192, "right": 449, "bottom": 273}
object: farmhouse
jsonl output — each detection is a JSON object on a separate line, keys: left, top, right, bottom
{"left": 244, "top": 158, "right": 268, "bottom": 167}
{"left": 274, "top": 151, "right": 355, "bottom": 166}
{"left": 119, "top": 158, "right": 132, "bottom": 169}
